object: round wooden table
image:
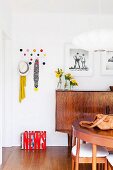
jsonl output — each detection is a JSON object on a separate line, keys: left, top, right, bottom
{"left": 72, "top": 120, "right": 113, "bottom": 170}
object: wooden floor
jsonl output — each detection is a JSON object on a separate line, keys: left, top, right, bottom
{"left": 0, "top": 146, "right": 92, "bottom": 170}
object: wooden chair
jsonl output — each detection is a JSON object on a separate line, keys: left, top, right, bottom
{"left": 71, "top": 139, "right": 108, "bottom": 170}
{"left": 107, "top": 154, "right": 113, "bottom": 170}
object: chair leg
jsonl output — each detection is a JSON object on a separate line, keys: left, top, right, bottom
{"left": 107, "top": 162, "right": 110, "bottom": 170}
{"left": 104, "top": 159, "right": 107, "bottom": 170}
{"left": 92, "top": 144, "right": 97, "bottom": 170}
{"left": 101, "top": 163, "right": 104, "bottom": 170}
{"left": 72, "top": 159, "right": 75, "bottom": 170}
{"left": 97, "top": 163, "right": 101, "bottom": 170}
{"left": 75, "top": 138, "right": 80, "bottom": 170}
{"left": 107, "top": 162, "right": 112, "bottom": 170}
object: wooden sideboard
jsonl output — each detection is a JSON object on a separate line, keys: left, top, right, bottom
{"left": 55, "top": 90, "right": 113, "bottom": 146}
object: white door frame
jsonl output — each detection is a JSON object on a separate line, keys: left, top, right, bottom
{"left": 0, "top": 30, "right": 4, "bottom": 164}
{"left": 0, "top": 30, "right": 12, "bottom": 164}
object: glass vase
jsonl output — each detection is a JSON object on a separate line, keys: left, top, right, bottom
{"left": 57, "top": 77, "right": 62, "bottom": 89}
{"left": 64, "top": 79, "right": 68, "bottom": 90}
{"left": 70, "top": 85, "right": 73, "bottom": 90}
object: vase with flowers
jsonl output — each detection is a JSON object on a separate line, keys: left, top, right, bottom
{"left": 55, "top": 68, "right": 78, "bottom": 90}
{"left": 70, "top": 79, "right": 78, "bottom": 90}
{"left": 64, "top": 73, "right": 73, "bottom": 90}
{"left": 55, "top": 68, "right": 63, "bottom": 89}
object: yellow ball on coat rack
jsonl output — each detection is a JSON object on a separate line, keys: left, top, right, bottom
{"left": 33, "top": 49, "right": 36, "bottom": 52}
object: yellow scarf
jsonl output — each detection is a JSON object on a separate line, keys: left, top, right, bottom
{"left": 19, "top": 76, "right": 26, "bottom": 102}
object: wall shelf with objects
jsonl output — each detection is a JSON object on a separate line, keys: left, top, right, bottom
{"left": 55, "top": 90, "right": 113, "bottom": 147}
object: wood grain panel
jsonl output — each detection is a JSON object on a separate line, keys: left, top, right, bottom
{"left": 56, "top": 90, "right": 113, "bottom": 145}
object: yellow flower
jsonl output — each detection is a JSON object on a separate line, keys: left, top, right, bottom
{"left": 55, "top": 68, "right": 63, "bottom": 78}
{"left": 70, "top": 79, "right": 78, "bottom": 86}
{"left": 56, "top": 73, "right": 60, "bottom": 78}
{"left": 65, "top": 73, "right": 73, "bottom": 80}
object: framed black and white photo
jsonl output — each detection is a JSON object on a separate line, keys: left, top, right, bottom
{"left": 64, "top": 44, "right": 93, "bottom": 76}
{"left": 101, "top": 51, "right": 113, "bottom": 75}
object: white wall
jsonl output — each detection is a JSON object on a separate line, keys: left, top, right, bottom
{"left": 12, "top": 13, "right": 113, "bottom": 146}
{"left": 0, "top": 0, "right": 12, "bottom": 36}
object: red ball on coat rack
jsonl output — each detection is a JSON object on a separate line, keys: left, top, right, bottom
{"left": 40, "top": 49, "right": 43, "bottom": 52}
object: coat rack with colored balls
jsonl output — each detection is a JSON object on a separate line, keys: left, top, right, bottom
{"left": 18, "top": 48, "right": 47, "bottom": 103}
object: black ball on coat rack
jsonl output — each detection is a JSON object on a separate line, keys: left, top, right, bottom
{"left": 42, "top": 62, "right": 46, "bottom": 65}
{"left": 20, "top": 49, "right": 23, "bottom": 52}
{"left": 29, "top": 62, "right": 32, "bottom": 65}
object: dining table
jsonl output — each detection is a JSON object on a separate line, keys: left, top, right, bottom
{"left": 72, "top": 118, "right": 113, "bottom": 170}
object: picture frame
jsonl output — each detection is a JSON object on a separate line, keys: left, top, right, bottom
{"left": 101, "top": 50, "right": 113, "bottom": 75}
{"left": 64, "top": 43, "right": 93, "bottom": 76}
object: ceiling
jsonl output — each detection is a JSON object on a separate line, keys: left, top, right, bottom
{"left": 9, "top": 0, "right": 113, "bottom": 14}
